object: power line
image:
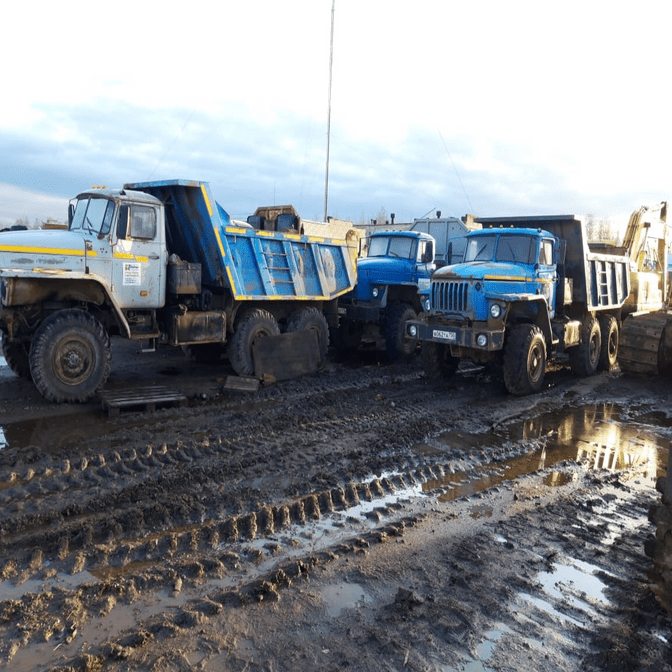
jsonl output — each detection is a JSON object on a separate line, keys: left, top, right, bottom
{"left": 439, "top": 130, "right": 474, "bottom": 214}
{"left": 148, "top": 110, "right": 196, "bottom": 179}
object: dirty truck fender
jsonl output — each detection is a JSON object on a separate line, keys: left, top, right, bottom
{"left": 0, "top": 269, "right": 135, "bottom": 338}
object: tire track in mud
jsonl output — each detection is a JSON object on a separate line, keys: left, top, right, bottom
{"left": 0, "top": 458, "right": 455, "bottom": 588}
{"left": 0, "top": 362, "right": 602, "bottom": 669}
{"left": 0, "top": 367, "right": 490, "bottom": 561}
{"left": 4, "top": 468, "right": 665, "bottom": 671}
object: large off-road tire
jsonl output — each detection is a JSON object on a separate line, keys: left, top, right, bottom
{"left": 228, "top": 308, "right": 280, "bottom": 376}
{"left": 287, "top": 307, "right": 329, "bottom": 362}
{"left": 569, "top": 315, "right": 601, "bottom": 377}
{"left": 29, "top": 309, "right": 111, "bottom": 403}
{"left": 422, "top": 341, "right": 458, "bottom": 380}
{"left": 2, "top": 336, "right": 32, "bottom": 379}
{"left": 503, "top": 323, "right": 546, "bottom": 395}
{"left": 182, "top": 343, "right": 227, "bottom": 363}
{"left": 383, "top": 304, "right": 418, "bottom": 362}
{"left": 597, "top": 314, "right": 618, "bottom": 371}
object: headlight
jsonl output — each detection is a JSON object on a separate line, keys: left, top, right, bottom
{"left": 423, "top": 299, "right": 430, "bottom": 312}
{"left": 408, "top": 325, "right": 418, "bottom": 337}
{"left": 490, "top": 303, "right": 501, "bottom": 318}
{"left": 476, "top": 333, "right": 488, "bottom": 347}
{"left": 372, "top": 287, "right": 379, "bottom": 298}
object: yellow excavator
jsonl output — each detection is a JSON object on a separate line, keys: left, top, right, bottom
{"left": 617, "top": 201, "right": 672, "bottom": 375}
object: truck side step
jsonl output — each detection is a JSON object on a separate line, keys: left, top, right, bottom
{"left": 99, "top": 386, "right": 187, "bottom": 417}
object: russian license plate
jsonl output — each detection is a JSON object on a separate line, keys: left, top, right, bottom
{"left": 433, "top": 329, "right": 456, "bottom": 342}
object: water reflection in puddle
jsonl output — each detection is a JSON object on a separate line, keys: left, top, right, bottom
{"left": 417, "top": 403, "right": 669, "bottom": 503}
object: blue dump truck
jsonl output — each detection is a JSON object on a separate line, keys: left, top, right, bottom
{"left": 0, "top": 179, "right": 357, "bottom": 402}
{"left": 334, "top": 216, "right": 477, "bottom": 361}
{"left": 407, "top": 214, "right": 631, "bottom": 395}
{"left": 334, "top": 230, "right": 436, "bottom": 360}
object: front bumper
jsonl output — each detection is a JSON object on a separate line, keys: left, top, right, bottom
{"left": 406, "top": 317, "right": 505, "bottom": 351}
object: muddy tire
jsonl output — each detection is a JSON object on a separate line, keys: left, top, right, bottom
{"left": 182, "top": 343, "right": 227, "bottom": 363}
{"left": 384, "top": 304, "right": 418, "bottom": 362}
{"left": 228, "top": 308, "right": 280, "bottom": 376}
{"left": 287, "top": 307, "right": 329, "bottom": 362}
{"left": 503, "top": 324, "right": 546, "bottom": 395}
{"left": 29, "top": 310, "right": 111, "bottom": 403}
{"left": 2, "top": 336, "right": 32, "bottom": 379}
{"left": 597, "top": 315, "right": 618, "bottom": 371}
{"left": 569, "top": 315, "right": 601, "bottom": 377}
{"left": 422, "top": 341, "right": 458, "bottom": 380}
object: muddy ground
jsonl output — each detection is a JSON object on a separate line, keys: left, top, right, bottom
{"left": 0, "top": 340, "right": 671, "bottom": 672}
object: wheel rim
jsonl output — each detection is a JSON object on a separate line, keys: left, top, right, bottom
{"left": 589, "top": 331, "right": 600, "bottom": 364}
{"left": 53, "top": 336, "right": 95, "bottom": 386}
{"left": 607, "top": 329, "right": 617, "bottom": 359}
{"left": 529, "top": 342, "right": 544, "bottom": 383}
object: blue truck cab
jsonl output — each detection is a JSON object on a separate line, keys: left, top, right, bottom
{"left": 435, "top": 227, "right": 559, "bottom": 331}
{"left": 336, "top": 230, "right": 435, "bottom": 360}
{"left": 408, "top": 215, "right": 631, "bottom": 395}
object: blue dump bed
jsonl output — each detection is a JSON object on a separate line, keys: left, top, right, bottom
{"left": 125, "top": 179, "right": 357, "bottom": 301}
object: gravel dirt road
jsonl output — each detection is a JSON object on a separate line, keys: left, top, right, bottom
{"left": 0, "top": 340, "right": 670, "bottom": 672}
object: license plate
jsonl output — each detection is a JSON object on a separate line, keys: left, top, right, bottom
{"left": 433, "top": 329, "right": 456, "bottom": 342}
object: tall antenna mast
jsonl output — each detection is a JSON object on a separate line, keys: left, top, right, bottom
{"left": 323, "top": 0, "right": 335, "bottom": 222}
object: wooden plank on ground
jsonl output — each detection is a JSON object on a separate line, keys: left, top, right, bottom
{"left": 252, "top": 330, "right": 320, "bottom": 381}
{"left": 99, "top": 386, "right": 187, "bottom": 417}
{"left": 223, "top": 376, "right": 260, "bottom": 392}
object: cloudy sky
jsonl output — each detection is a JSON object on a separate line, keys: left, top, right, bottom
{"left": 1, "top": 0, "right": 670, "bottom": 228}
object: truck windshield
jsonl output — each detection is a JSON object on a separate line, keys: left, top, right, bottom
{"left": 70, "top": 197, "right": 115, "bottom": 236}
{"left": 494, "top": 235, "right": 537, "bottom": 264}
{"left": 368, "top": 236, "right": 416, "bottom": 259}
{"left": 464, "top": 234, "right": 537, "bottom": 264}
{"left": 465, "top": 235, "right": 496, "bottom": 262}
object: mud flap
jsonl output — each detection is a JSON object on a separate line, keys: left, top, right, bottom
{"left": 252, "top": 330, "right": 321, "bottom": 381}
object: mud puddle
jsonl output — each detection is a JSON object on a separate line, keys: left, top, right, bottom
{"left": 419, "top": 403, "right": 668, "bottom": 491}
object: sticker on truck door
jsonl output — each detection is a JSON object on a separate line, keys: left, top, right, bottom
{"left": 123, "top": 262, "right": 141, "bottom": 286}
{"left": 433, "top": 329, "right": 457, "bottom": 342}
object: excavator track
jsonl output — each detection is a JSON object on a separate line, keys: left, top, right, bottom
{"left": 618, "top": 311, "right": 670, "bottom": 375}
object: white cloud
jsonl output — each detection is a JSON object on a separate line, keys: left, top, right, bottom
{"left": 1, "top": 1, "right": 671, "bottom": 224}
{"left": 0, "top": 183, "right": 69, "bottom": 226}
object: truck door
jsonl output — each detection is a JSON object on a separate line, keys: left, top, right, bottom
{"left": 112, "top": 203, "right": 166, "bottom": 308}
{"left": 537, "top": 238, "right": 557, "bottom": 318}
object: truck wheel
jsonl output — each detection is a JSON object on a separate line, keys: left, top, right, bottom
{"left": 182, "top": 343, "right": 227, "bottom": 363}
{"left": 503, "top": 324, "right": 546, "bottom": 395}
{"left": 422, "top": 341, "right": 458, "bottom": 380}
{"left": 2, "top": 337, "right": 32, "bottom": 379}
{"left": 287, "top": 307, "right": 329, "bottom": 362}
{"left": 597, "top": 315, "right": 618, "bottom": 371}
{"left": 384, "top": 304, "right": 418, "bottom": 361}
{"left": 569, "top": 315, "right": 601, "bottom": 376}
{"left": 228, "top": 308, "right": 280, "bottom": 376}
{"left": 29, "top": 309, "right": 111, "bottom": 403}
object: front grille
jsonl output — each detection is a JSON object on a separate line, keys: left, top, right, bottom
{"left": 431, "top": 280, "right": 469, "bottom": 312}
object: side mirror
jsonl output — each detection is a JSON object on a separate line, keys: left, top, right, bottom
{"left": 422, "top": 241, "right": 434, "bottom": 263}
{"left": 68, "top": 203, "right": 75, "bottom": 227}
